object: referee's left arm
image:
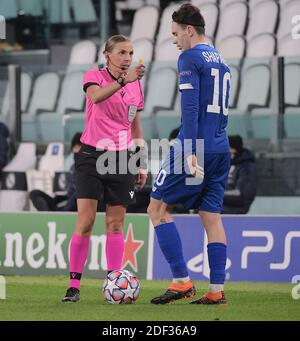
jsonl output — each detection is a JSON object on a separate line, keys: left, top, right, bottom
{"left": 131, "top": 111, "right": 144, "bottom": 147}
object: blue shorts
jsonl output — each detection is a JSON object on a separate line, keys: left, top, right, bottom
{"left": 150, "top": 148, "right": 230, "bottom": 213}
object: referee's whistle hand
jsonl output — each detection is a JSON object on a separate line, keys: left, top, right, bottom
{"left": 135, "top": 170, "right": 148, "bottom": 189}
{"left": 124, "top": 65, "right": 145, "bottom": 83}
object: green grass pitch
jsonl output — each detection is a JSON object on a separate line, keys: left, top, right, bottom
{"left": 0, "top": 276, "right": 299, "bottom": 321}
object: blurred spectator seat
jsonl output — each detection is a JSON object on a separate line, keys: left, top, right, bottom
{"left": 26, "top": 143, "right": 64, "bottom": 202}
{"left": 130, "top": 6, "right": 159, "bottom": 42}
{"left": 0, "top": 72, "right": 32, "bottom": 125}
{"left": 246, "top": 0, "right": 279, "bottom": 40}
{"left": 215, "top": 1, "right": 248, "bottom": 46}
{"left": 68, "top": 40, "right": 97, "bottom": 66}
{"left": 0, "top": 143, "right": 36, "bottom": 211}
{"left": 22, "top": 72, "right": 60, "bottom": 141}
{"left": 37, "top": 71, "right": 85, "bottom": 141}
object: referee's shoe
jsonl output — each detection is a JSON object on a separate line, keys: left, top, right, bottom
{"left": 150, "top": 281, "right": 196, "bottom": 304}
{"left": 62, "top": 287, "right": 80, "bottom": 303}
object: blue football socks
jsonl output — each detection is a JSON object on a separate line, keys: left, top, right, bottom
{"left": 155, "top": 222, "right": 188, "bottom": 279}
{"left": 207, "top": 242, "right": 227, "bottom": 284}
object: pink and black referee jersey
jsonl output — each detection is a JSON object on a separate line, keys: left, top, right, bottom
{"left": 81, "top": 67, "right": 144, "bottom": 151}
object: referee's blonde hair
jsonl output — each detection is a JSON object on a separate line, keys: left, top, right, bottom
{"left": 104, "top": 35, "right": 131, "bottom": 53}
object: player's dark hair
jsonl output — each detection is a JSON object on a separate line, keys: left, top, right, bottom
{"left": 229, "top": 135, "right": 243, "bottom": 154}
{"left": 104, "top": 35, "right": 131, "bottom": 53}
{"left": 71, "top": 132, "right": 82, "bottom": 149}
{"left": 172, "top": 4, "right": 205, "bottom": 35}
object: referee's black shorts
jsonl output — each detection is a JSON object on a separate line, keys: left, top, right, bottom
{"left": 75, "top": 144, "right": 136, "bottom": 205}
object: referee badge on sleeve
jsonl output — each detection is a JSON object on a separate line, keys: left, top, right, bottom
{"left": 128, "top": 105, "right": 137, "bottom": 122}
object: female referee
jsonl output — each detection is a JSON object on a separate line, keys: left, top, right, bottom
{"left": 62, "top": 35, "right": 147, "bottom": 302}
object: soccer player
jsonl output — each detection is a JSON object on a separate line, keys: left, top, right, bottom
{"left": 62, "top": 35, "right": 147, "bottom": 302}
{"left": 147, "top": 4, "right": 231, "bottom": 305}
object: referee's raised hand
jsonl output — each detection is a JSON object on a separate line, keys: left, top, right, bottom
{"left": 124, "top": 64, "right": 145, "bottom": 83}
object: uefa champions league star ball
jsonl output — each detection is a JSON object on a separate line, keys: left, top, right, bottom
{"left": 102, "top": 270, "right": 140, "bottom": 304}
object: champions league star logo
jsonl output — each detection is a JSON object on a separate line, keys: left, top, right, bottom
{"left": 122, "top": 224, "right": 144, "bottom": 273}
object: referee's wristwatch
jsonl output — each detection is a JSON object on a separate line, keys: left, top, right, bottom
{"left": 116, "top": 76, "right": 126, "bottom": 87}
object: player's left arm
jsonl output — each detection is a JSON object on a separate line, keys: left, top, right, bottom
{"left": 179, "top": 52, "right": 203, "bottom": 178}
{"left": 131, "top": 112, "right": 148, "bottom": 188}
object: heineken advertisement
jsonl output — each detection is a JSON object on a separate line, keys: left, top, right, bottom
{"left": 0, "top": 213, "right": 151, "bottom": 279}
{"left": 1, "top": 213, "right": 299, "bottom": 282}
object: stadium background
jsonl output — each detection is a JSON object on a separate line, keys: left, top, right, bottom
{"left": 0, "top": 0, "right": 299, "bottom": 321}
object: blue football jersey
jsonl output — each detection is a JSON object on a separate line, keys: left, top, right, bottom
{"left": 177, "top": 43, "right": 231, "bottom": 153}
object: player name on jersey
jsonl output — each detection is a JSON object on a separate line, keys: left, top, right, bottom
{"left": 202, "top": 51, "right": 225, "bottom": 64}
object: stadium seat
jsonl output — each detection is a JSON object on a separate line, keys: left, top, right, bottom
{"left": 22, "top": 72, "right": 60, "bottom": 141}
{"left": 97, "top": 42, "right": 106, "bottom": 66}
{"left": 216, "top": 35, "right": 246, "bottom": 63}
{"left": 71, "top": 0, "right": 97, "bottom": 23}
{"left": 277, "top": 0, "right": 300, "bottom": 40}
{"left": 48, "top": 0, "right": 72, "bottom": 24}
{"left": 246, "top": 0, "right": 279, "bottom": 40}
{"left": 248, "top": 0, "right": 267, "bottom": 8}
{"left": 215, "top": 1, "right": 248, "bottom": 45}
{"left": 68, "top": 40, "right": 97, "bottom": 65}
{"left": 130, "top": 6, "right": 159, "bottom": 42}
{"left": 248, "top": 196, "right": 300, "bottom": 214}
{"left": 18, "top": 0, "right": 44, "bottom": 16}
{"left": 37, "top": 71, "right": 85, "bottom": 142}
{"left": 0, "top": 143, "right": 36, "bottom": 211}
{"left": 0, "top": 72, "right": 32, "bottom": 126}
{"left": 284, "top": 63, "right": 300, "bottom": 107}
{"left": 26, "top": 169, "right": 54, "bottom": 198}
{"left": 145, "top": 0, "right": 159, "bottom": 5}
{"left": 116, "top": 0, "right": 144, "bottom": 11}
{"left": 278, "top": 34, "right": 300, "bottom": 57}
{"left": 26, "top": 142, "right": 64, "bottom": 202}
{"left": 284, "top": 63, "right": 300, "bottom": 138}
{"left": 199, "top": 3, "right": 219, "bottom": 42}
{"left": 156, "top": 3, "right": 181, "bottom": 47}
{"left": 64, "top": 112, "right": 85, "bottom": 142}
{"left": 132, "top": 39, "right": 154, "bottom": 63}
{"left": 155, "top": 109, "right": 181, "bottom": 140}
{"left": 142, "top": 62, "right": 178, "bottom": 139}
{"left": 228, "top": 65, "right": 240, "bottom": 108}
{"left": 279, "top": 0, "right": 293, "bottom": 6}
{"left": 191, "top": 0, "right": 218, "bottom": 5}
{"left": 284, "top": 107, "right": 300, "bottom": 139}
{"left": 246, "top": 34, "right": 276, "bottom": 57}
{"left": 39, "top": 142, "right": 65, "bottom": 174}
{"left": 219, "top": 0, "right": 247, "bottom": 8}
{"left": 228, "top": 64, "right": 271, "bottom": 138}
{"left": 250, "top": 107, "right": 277, "bottom": 139}
{"left": 155, "top": 38, "right": 181, "bottom": 61}
{"left": 0, "top": 0, "right": 18, "bottom": 19}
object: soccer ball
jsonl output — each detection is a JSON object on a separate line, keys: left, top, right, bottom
{"left": 102, "top": 269, "right": 140, "bottom": 304}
